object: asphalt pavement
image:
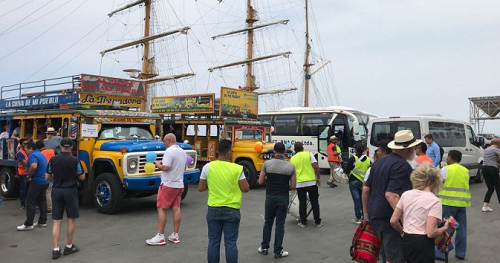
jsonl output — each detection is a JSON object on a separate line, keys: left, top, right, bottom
{"left": 1, "top": 173, "right": 499, "bottom": 263}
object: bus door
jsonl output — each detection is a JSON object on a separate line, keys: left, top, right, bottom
{"left": 317, "top": 125, "right": 331, "bottom": 158}
{"left": 331, "top": 114, "right": 352, "bottom": 160}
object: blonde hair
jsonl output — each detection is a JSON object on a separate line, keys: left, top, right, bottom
{"left": 491, "top": 138, "right": 499, "bottom": 146}
{"left": 410, "top": 162, "right": 442, "bottom": 195}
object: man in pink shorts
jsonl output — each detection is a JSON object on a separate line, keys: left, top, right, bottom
{"left": 146, "top": 133, "right": 186, "bottom": 245}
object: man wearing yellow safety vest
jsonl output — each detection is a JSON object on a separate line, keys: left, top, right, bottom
{"left": 327, "top": 136, "right": 342, "bottom": 188}
{"left": 198, "top": 139, "right": 250, "bottom": 263}
{"left": 345, "top": 143, "right": 370, "bottom": 225}
{"left": 435, "top": 150, "right": 470, "bottom": 261}
{"left": 290, "top": 142, "right": 322, "bottom": 228}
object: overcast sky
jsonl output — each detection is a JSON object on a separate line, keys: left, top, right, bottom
{"left": 1, "top": 0, "right": 500, "bottom": 134}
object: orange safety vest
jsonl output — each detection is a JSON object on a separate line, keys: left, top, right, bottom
{"left": 327, "top": 143, "right": 341, "bottom": 162}
{"left": 41, "top": 149, "right": 55, "bottom": 163}
{"left": 414, "top": 154, "right": 433, "bottom": 165}
{"left": 17, "top": 149, "right": 28, "bottom": 176}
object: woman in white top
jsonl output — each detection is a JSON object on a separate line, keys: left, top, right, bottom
{"left": 390, "top": 163, "right": 449, "bottom": 263}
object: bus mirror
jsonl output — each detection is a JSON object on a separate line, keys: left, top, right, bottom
{"left": 352, "top": 120, "right": 360, "bottom": 135}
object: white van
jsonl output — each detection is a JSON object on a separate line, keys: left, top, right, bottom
{"left": 367, "top": 116, "right": 484, "bottom": 183}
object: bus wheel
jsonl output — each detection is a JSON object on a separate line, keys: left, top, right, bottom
{"left": 93, "top": 173, "right": 124, "bottom": 214}
{"left": 238, "top": 160, "right": 258, "bottom": 188}
{"left": 0, "top": 168, "right": 18, "bottom": 198}
{"left": 181, "top": 184, "right": 188, "bottom": 201}
{"left": 474, "top": 165, "right": 483, "bottom": 183}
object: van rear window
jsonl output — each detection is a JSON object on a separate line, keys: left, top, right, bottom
{"left": 370, "top": 121, "right": 421, "bottom": 146}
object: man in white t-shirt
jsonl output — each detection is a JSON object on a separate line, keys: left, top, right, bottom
{"left": 146, "top": 133, "right": 187, "bottom": 246}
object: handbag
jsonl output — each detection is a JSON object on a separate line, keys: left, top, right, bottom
{"left": 350, "top": 220, "right": 382, "bottom": 263}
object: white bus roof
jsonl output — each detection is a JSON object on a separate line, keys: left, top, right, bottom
{"left": 372, "top": 115, "right": 471, "bottom": 124}
{"left": 259, "top": 106, "right": 378, "bottom": 117}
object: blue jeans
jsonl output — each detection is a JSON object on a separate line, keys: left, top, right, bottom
{"left": 206, "top": 206, "right": 241, "bottom": 263}
{"left": 435, "top": 205, "right": 467, "bottom": 259}
{"left": 261, "top": 194, "right": 288, "bottom": 255}
{"left": 18, "top": 175, "right": 28, "bottom": 207}
{"left": 349, "top": 179, "right": 363, "bottom": 219}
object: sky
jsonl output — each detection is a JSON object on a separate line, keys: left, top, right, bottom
{"left": 1, "top": 0, "right": 500, "bottom": 134}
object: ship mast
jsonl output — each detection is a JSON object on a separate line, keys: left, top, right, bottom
{"left": 102, "top": 0, "right": 195, "bottom": 111}
{"left": 209, "top": 1, "right": 293, "bottom": 93}
{"left": 304, "top": 0, "right": 311, "bottom": 107}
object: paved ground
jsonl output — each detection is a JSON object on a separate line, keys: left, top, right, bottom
{"left": 1, "top": 173, "right": 499, "bottom": 263}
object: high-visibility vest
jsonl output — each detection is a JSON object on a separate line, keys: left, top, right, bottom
{"left": 16, "top": 149, "right": 28, "bottom": 176}
{"left": 290, "top": 151, "right": 316, "bottom": 183}
{"left": 438, "top": 163, "right": 471, "bottom": 207}
{"left": 350, "top": 155, "right": 370, "bottom": 182}
{"left": 206, "top": 160, "right": 244, "bottom": 209}
{"left": 327, "top": 143, "right": 341, "bottom": 162}
{"left": 414, "top": 154, "right": 433, "bottom": 166}
{"left": 41, "top": 149, "right": 55, "bottom": 163}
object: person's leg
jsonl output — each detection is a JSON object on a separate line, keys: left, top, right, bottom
{"left": 492, "top": 172, "right": 500, "bottom": 203}
{"left": 24, "top": 182, "right": 40, "bottom": 226}
{"left": 157, "top": 207, "right": 167, "bottom": 234}
{"left": 67, "top": 218, "right": 76, "bottom": 245}
{"left": 46, "top": 182, "right": 52, "bottom": 212}
{"left": 52, "top": 220, "right": 62, "bottom": 249}
{"left": 307, "top": 185, "right": 321, "bottom": 225}
{"left": 261, "top": 196, "right": 275, "bottom": 250}
{"left": 18, "top": 175, "right": 27, "bottom": 207}
{"left": 172, "top": 207, "right": 181, "bottom": 234}
{"left": 349, "top": 180, "right": 363, "bottom": 220}
{"left": 381, "top": 231, "right": 405, "bottom": 263}
{"left": 454, "top": 207, "right": 467, "bottom": 259}
{"left": 328, "top": 162, "right": 335, "bottom": 184}
{"left": 206, "top": 207, "right": 223, "bottom": 263}
{"left": 37, "top": 184, "right": 49, "bottom": 224}
{"left": 483, "top": 167, "right": 496, "bottom": 206}
{"left": 273, "top": 195, "right": 288, "bottom": 255}
{"left": 296, "top": 188, "right": 308, "bottom": 225}
{"left": 223, "top": 208, "right": 240, "bottom": 263}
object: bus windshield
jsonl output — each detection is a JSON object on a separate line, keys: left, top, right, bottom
{"left": 98, "top": 124, "right": 154, "bottom": 140}
{"left": 235, "top": 128, "right": 264, "bottom": 140}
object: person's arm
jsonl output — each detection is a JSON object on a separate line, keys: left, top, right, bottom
{"left": 440, "top": 167, "right": 447, "bottom": 182}
{"left": 385, "top": 191, "right": 400, "bottom": 210}
{"left": 433, "top": 146, "right": 440, "bottom": 167}
{"left": 426, "top": 217, "right": 449, "bottom": 238}
{"left": 239, "top": 171, "right": 250, "bottom": 192}
{"left": 390, "top": 207, "right": 404, "bottom": 235}
{"left": 45, "top": 161, "right": 53, "bottom": 181}
{"left": 198, "top": 179, "right": 208, "bottom": 192}
{"left": 154, "top": 151, "right": 173, "bottom": 171}
{"left": 76, "top": 162, "right": 85, "bottom": 181}
{"left": 258, "top": 163, "right": 267, "bottom": 185}
{"left": 198, "top": 165, "right": 209, "bottom": 192}
{"left": 312, "top": 162, "right": 320, "bottom": 186}
{"left": 289, "top": 174, "right": 296, "bottom": 191}
{"left": 155, "top": 160, "right": 171, "bottom": 171}
{"left": 344, "top": 156, "right": 355, "bottom": 175}
{"left": 362, "top": 185, "right": 371, "bottom": 219}
{"left": 27, "top": 162, "right": 37, "bottom": 179}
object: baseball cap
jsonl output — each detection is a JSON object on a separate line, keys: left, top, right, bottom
{"left": 60, "top": 138, "right": 73, "bottom": 147}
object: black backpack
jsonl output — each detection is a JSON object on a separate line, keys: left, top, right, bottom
{"left": 439, "top": 145, "right": 444, "bottom": 164}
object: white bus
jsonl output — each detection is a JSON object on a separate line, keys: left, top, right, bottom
{"left": 258, "top": 106, "right": 378, "bottom": 170}
{"left": 367, "top": 115, "right": 484, "bottom": 182}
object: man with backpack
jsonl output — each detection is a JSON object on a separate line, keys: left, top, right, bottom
{"left": 424, "top": 134, "right": 441, "bottom": 167}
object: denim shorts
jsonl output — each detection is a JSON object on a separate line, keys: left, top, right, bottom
{"left": 52, "top": 187, "right": 79, "bottom": 220}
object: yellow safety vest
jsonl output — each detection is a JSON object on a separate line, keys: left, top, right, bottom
{"left": 350, "top": 155, "right": 370, "bottom": 182}
{"left": 207, "top": 160, "right": 244, "bottom": 209}
{"left": 290, "top": 151, "right": 316, "bottom": 183}
{"left": 438, "top": 163, "right": 471, "bottom": 207}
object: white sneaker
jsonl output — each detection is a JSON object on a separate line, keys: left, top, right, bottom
{"left": 482, "top": 206, "right": 493, "bottom": 212}
{"left": 274, "top": 250, "right": 289, "bottom": 258}
{"left": 17, "top": 224, "right": 34, "bottom": 231}
{"left": 34, "top": 222, "right": 47, "bottom": 227}
{"left": 168, "top": 232, "right": 180, "bottom": 244}
{"left": 351, "top": 218, "right": 362, "bottom": 224}
{"left": 297, "top": 222, "right": 306, "bottom": 228}
{"left": 146, "top": 234, "right": 166, "bottom": 245}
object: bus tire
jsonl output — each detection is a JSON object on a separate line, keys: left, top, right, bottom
{"left": 474, "top": 165, "right": 483, "bottom": 183}
{"left": 1, "top": 168, "right": 18, "bottom": 198}
{"left": 93, "top": 173, "right": 124, "bottom": 214}
{"left": 238, "top": 160, "right": 258, "bottom": 188}
{"left": 181, "top": 184, "right": 188, "bottom": 201}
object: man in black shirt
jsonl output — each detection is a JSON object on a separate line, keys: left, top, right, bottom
{"left": 362, "top": 130, "right": 420, "bottom": 263}
{"left": 45, "top": 138, "right": 85, "bottom": 259}
{"left": 257, "top": 142, "right": 296, "bottom": 259}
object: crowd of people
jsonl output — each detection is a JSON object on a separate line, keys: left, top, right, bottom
{"left": 5, "top": 128, "right": 500, "bottom": 263}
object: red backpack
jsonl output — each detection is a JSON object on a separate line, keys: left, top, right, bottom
{"left": 350, "top": 220, "right": 382, "bottom": 263}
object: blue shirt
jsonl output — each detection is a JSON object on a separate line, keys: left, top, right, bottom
{"left": 28, "top": 149, "right": 49, "bottom": 185}
{"left": 426, "top": 141, "right": 440, "bottom": 167}
{"left": 365, "top": 153, "right": 413, "bottom": 234}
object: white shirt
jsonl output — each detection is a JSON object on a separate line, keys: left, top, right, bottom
{"left": 160, "top": 145, "right": 186, "bottom": 188}
{"left": 440, "top": 167, "right": 448, "bottom": 181}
